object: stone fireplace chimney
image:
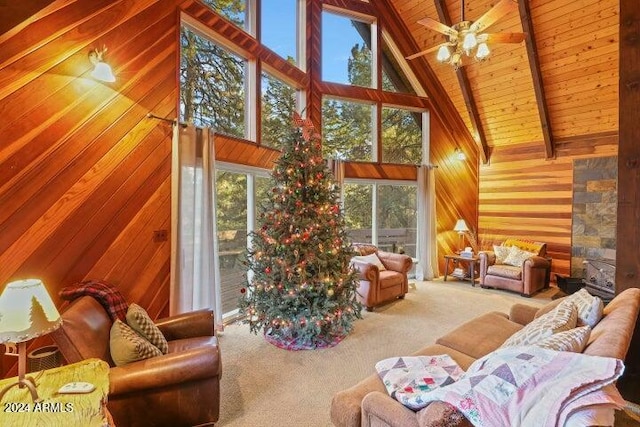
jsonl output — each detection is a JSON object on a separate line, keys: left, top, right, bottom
{"left": 571, "top": 156, "right": 617, "bottom": 293}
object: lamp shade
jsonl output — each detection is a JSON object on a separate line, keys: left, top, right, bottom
{"left": 0, "top": 279, "right": 61, "bottom": 344}
{"left": 453, "top": 219, "right": 469, "bottom": 233}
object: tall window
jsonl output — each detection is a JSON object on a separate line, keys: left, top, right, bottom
{"left": 321, "top": 10, "right": 374, "bottom": 87}
{"left": 322, "top": 97, "right": 374, "bottom": 161}
{"left": 343, "top": 181, "right": 417, "bottom": 256}
{"left": 180, "top": 26, "right": 247, "bottom": 138}
{"left": 261, "top": 72, "right": 297, "bottom": 149}
{"left": 261, "top": 0, "right": 300, "bottom": 66}
{"left": 215, "top": 166, "right": 271, "bottom": 318}
{"left": 381, "top": 107, "right": 423, "bottom": 164}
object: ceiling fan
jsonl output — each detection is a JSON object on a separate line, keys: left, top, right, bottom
{"left": 407, "top": 0, "right": 526, "bottom": 69}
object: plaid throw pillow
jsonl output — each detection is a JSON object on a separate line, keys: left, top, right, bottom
{"left": 126, "top": 304, "right": 169, "bottom": 354}
{"left": 110, "top": 319, "right": 162, "bottom": 366}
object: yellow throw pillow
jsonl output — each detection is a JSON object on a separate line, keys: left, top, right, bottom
{"left": 110, "top": 319, "right": 162, "bottom": 366}
{"left": 126, "top": 303, "right": 169, "bottom": 354}
{"left": 501, "top": 299, "right": 578, "bottom": 348}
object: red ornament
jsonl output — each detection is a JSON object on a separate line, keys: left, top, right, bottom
{"left": 240, "top": 288, "right": 246, "bottom": 294}
{"left": 265, "top": 267, "right": 272, "bottom": 274}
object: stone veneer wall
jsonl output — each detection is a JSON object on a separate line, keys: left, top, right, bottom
{"left": 571, "top": 156, "right": 617, "bottom": 277}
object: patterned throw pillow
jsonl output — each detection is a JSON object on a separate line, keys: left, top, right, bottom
{"left": 501, "top": 299, "right": 578, "bottom": 348}
{"left": 565, "top": 289, "right": 604, "bottom": 328}
{"left": 126, "top": 303, "right": 169, "bottom": 354}
{"left": 503, "top": 246, "right": 536, "bottom": 267}
{"left": 110, "top": 319, "right": 162, "bottom": 366}
{"left": 352, "top": 253, "right": 386, "bottom": 271}
{"left": 493, "top": 245, "right": 511, "bottom": 264}
{"left": 534, "top": 326, "right": 591, "bottom": 352}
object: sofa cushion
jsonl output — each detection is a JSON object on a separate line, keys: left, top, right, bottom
{"left": 486, "top": 264, "right": 522, "bottom": 280}
{"left": 436, "top": 312, "right": 522, "bottom": 360}
{"left": 110, "top": 319, "right": 162, "bottom": 366}
{"left": 126, "top": 303, "right": 169, "bottom": 354}
{"left": 503, "top": 246, "right": 536, "bottom": 267}
{"left": 378, "top": 270, "right": 403, "bottom": 289}
{"left": 533, "top": 325, "right": 591, "bottom": 352}
{"left": 501, "top": 299, "right": 578, "bottom": 348}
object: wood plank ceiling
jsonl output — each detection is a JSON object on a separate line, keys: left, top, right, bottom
{"left": 391, "top": 0, "right": 619, "bottom": 158}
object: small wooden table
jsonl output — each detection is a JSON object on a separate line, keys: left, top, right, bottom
{"left": 0, "top": 358, "right": 111, "bottom": 427}
{"left": 444, "top": 254, "right": 479, "bottom": 285}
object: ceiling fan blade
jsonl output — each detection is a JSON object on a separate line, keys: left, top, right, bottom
{"left": 417, "top": 17, "right": 458, "bottom": 38}
{"left": 406, "top": 43, "right": 446, "bottom": 60}
{"left": 478, "top": 32, "right": 526, "bottom": 44}
{"left": 470, "top": 0, "right": 518, "bottom": 33}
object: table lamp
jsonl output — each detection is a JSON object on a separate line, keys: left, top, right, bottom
{"left": 0, "top": 279, "right": 62, "bottom": 402}
{"left": 453, "top": 219, "right": 469, "bottom": 252}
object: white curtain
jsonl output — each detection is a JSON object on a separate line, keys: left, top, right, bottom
{"left": 170, "top": 124, "right": 222, "bottom": 329}
{"left": 417, "top": 165, "right": 439, "bottom": 280}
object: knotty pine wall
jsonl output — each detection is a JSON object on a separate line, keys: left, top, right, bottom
{"left": 0, "top": 0, "right": 479, "bottom": 375}
{"left": 479, "top": 136, "right": 618, "bottom": 279}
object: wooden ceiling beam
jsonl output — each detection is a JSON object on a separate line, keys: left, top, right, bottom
{"left": 434, "top": 0, "right": 489, "bottom": 165}
{"left": 518, "top": 0, "right": 554, "bottom": 159}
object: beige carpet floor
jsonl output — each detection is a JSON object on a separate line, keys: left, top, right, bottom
{"left": 217, "top": 280, "right": 556, "bottom": 427}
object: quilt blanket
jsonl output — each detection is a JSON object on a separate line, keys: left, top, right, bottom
{"left": 408, "top": 346, "right": 625, "bottom": 427}
{"left": 375, "top": 354, "right": 465, "bottom": 410}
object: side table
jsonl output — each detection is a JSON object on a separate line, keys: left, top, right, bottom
{"left": 0, "top": 358, "right": 112, "bottom": 427}
{"left": 444, "top": 254, "right": 479, "bottom": 286}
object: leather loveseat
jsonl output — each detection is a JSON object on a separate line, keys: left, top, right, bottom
{"left": 330, "top": 288, "right": 640, "bottom": 427}
{"left": 52, "top": 296, "right": 221, "bottom": 427}
{"left": 351, "top": 244, "right": 413, "bottom": 311}
{"left": 479, "top": 238, "right": 551, "bottom": 297}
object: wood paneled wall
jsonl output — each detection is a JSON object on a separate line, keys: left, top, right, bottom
{"left": 1, "top": 0, "right": 479, "bottom": 375}
{"left": 479, "top": 138, "right": 618, "bottom": 279}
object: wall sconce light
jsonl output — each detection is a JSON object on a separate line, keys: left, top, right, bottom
{"left": 455, "top": 147, "right": 467, "bottom": 161}
{"left": 88, "top": 47, "right": 116, "bottom": 83}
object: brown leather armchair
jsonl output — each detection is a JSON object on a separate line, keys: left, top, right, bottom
{"left": 351, "top": 244, "right": 413, "bottom": 311}
{"left": 478, "top": 238, "right": 551, "bottom": 297}
{"left": 52, "top": 296, "right": 221, "bottom": 427}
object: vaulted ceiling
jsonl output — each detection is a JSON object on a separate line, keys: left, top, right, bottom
{"left": 390, "top": 0, "right": 619, "bottom": 162}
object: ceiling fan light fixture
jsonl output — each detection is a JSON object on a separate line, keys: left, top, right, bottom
{"left": 476, "top": 42, "right": 490, "bottom": 59}
{"left": 462, "top": 32, "right": 478, "bottom": 51}
{"left": 436, "top": 45, "right": 452, "bottom": 62}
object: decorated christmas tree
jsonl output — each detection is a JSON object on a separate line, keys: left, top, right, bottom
{"left": 238, "top": 113, "right": 362, "bottom": 350}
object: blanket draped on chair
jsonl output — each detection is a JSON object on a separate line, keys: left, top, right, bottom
{"left": 60, "top": 279, "right": 128, "bottom": 321}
